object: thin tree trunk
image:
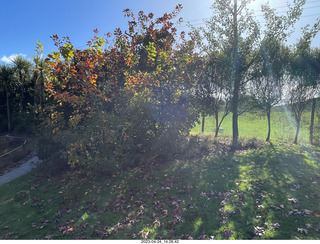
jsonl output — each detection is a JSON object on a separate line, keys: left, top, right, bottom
{"left": 266, "top": 108, "right": 271, "bottom": 142}
{"left": 215, "top": 111, "right": 219, "bottom": 137}
{"left": 294, "top": 119, "right": 300, "bottom": 144}
{"left": 4, "top": 84, "right": 11, "bottom": 132}
{"left": 19, "top": 71, "right": 24, "bottom": 114}
{"left": 309, "top": 98, "right": 316, "bottom": 145}
{"left": 201, "top": 115, "right": 205, "bottom": 134}
{"left": 232, "top": 77, "right": 240, "bottom": 147}
{"left": 232, "top": 0, "right": 239, "bottom": 148}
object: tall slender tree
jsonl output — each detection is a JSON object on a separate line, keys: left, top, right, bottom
{"left": 250, "top": 39, "right": 290, "bottom": 141}
{"left": 32, "top": 55, "right": 47, "bottom": 116}
{"left": 249, "top": 0, "right": 306, "bottom": 142}
{"left": 289, "top": 29, "right": 319, "bottom": 144}
{"left": 0, "top": 65, "right": 15, "bottom": 132}
{"left": 198, "top": 0, "right": 260, "bottom": 147}
{"left": 309, "top": 48, "right": 320, "bottom": 144}
{"left": 12, "top": 55, "right": 31, "bottom": 114}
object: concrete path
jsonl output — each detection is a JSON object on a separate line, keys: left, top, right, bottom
{"left": 0, "top": 155, "right": 42, "bottom": 186}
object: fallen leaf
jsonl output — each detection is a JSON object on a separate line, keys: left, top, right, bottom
{"left": 254, "top": 226, "right": 265, "bottom": 236}
{"left": 306, "top": 223, "right": 312, "bottom": 229}
{"left": 297, "top": 228, "right": 308, "bottom": 235}
{"left": 288, "top": 198, "right": 298, "bottom": 204}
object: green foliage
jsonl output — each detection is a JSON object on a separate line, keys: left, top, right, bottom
{"left": 39, "top": 6, "right": 199, "bottom": 175}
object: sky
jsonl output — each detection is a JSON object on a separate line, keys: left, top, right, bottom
{"left": 1, "top": 0, "right": 319, "bottom": 64}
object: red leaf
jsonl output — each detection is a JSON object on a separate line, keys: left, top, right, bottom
{"left": 174, "top": 207, "right": 181, "bottom": 216}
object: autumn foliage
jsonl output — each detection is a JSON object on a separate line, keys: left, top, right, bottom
{"left": 42, "top": 5, "right": 201, "bottom": 174}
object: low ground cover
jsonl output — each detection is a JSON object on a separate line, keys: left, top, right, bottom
{"left": 0, "top": 137, "right": 319, "bottom": 240}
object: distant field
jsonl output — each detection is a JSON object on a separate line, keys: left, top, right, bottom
{"left": 191, "top": 108, "right": 316, "bottom": 144}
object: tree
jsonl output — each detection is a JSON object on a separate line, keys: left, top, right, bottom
{"left": 289, "top": 19, "right": 320, "bottom": 144}
{"left": 195, "top": 51, "right": 232, "bottom": 136}
{"left": 309, "top": 47, "right": 320, "bottom": 144}
{"left": 250, "top": 39, "right": 290, "bottom": 141}
{"left": 288, "top": 35, "right": 318, "bottom": 144}
{"left": 12, "top": 55, "right": 32, "bottom": 114}
{"left": 197, "top": 0, "right": 260, "bottom": 147}
{"left": 42, "top": 6, "right": 199, "bottom": 174}
{"left": 31, "top": 55, "right": 47, "bottom": 117}
{"left": 249, "top": 0, "right": 305, "bottom": 142}
{"left": 0, "top": 65, "right": 15, "bottom": 132}
{"left": 197, "top": 0, "right": 307, "bottom": 147}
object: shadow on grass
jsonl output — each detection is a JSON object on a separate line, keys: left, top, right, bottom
{"left": 1, "top": 142, "right": 319, "bottom": 240}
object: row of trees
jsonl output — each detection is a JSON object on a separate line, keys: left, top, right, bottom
{"left": 0, "top": 0, "right": 319, "bottom": 174}
{"left": 194, "top": 0, "right": 320, "bottom": 146}
{"left": 0, "top": 54, "right": 46, "bottom": 133}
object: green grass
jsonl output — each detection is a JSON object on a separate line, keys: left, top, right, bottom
{"left": 191, "top": 109, "right": 314, "bottom": 144}
{"left": 1, "top": 141, "right": 320, "bottom": 240}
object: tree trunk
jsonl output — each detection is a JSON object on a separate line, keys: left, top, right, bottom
{"left": 266, "top": 108, "right": 271, "bottom": 142}
{"left": 309, "top": 98, "right": 316, "bottom": 145}
{"left": 19, "top": 71, "right": 24, "bottom": 114}
{"left": 4, "top": 84, "right": 11, "bottom": 132}
{"left": 294, "top": 119, "right": 300, "bottom": 144}
{"left": 215, "top": 111, "right": 219, "bottom": 137}
{"left": 201, "top": 115, "right": 205, "bottom": 133}
{"left": 232, "top": 0, "right": 239, "bottom": 148}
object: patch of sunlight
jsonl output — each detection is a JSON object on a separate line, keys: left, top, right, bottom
{"left": 262, "top": 226, "right": 277, "bottom": 239}
{"left": 283, "top": 173, "right": 295, "bottom": 184}
{"left": 81, "top": 212, "right": 89, "bottom": 221}
{"left": 303, "top": 154, "right": 318, "bottom": 169}
{"left": 224, "top": 204, "right": 235, "bottom": 211}
{"left": 236, "top": 164, "right": 254, "bottom": 191}
{"left": 193, "top": 218, "right": 203, "bottom": 234}
{"left": 218, "top": 222, "right": 236, "bottom": 240}
{"left": 238, "top": 164, "right": 254, "bottom": 176}
{"left": 141, "top": 224, "right": 159, "bottom": 239}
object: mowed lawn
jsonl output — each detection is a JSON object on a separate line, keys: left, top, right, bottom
{"left": 0, "top": 141, "right": 320, "bottom": 240}
{"left": 191, "top": 108, "right": 315, "bottom": 144}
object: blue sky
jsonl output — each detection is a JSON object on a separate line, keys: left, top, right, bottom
{"left": 1, "top": 0, "right": 319, "bottom": 64}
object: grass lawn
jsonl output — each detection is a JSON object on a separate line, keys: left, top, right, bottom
{"left": 0, "top": 139, "right": 320, "bottom": 240}
{"left": 191, "top": 108, "right": 314, "bottom": 144}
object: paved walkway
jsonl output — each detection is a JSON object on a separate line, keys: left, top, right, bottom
{"left": 0, "top": 155, "right": 42, "bottom": 186}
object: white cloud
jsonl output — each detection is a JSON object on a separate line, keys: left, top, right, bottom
{"left": 0, "top": 53, "right": 27, "bottom": 64}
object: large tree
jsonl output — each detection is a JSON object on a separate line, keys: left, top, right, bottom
{"left": 42, "top": 6, "right": 200, "bottom": 173}
{"left": 0, "top": 65, "right": 15, "bottom": 132}
{"left": 197, "top": 0, "right": 306, "bottom": 147}
{"left": 12, "top": 55, "right": 32, "bottom": 114}
{"left": 197, "top": 0, "right": 260, "bottom": 147}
